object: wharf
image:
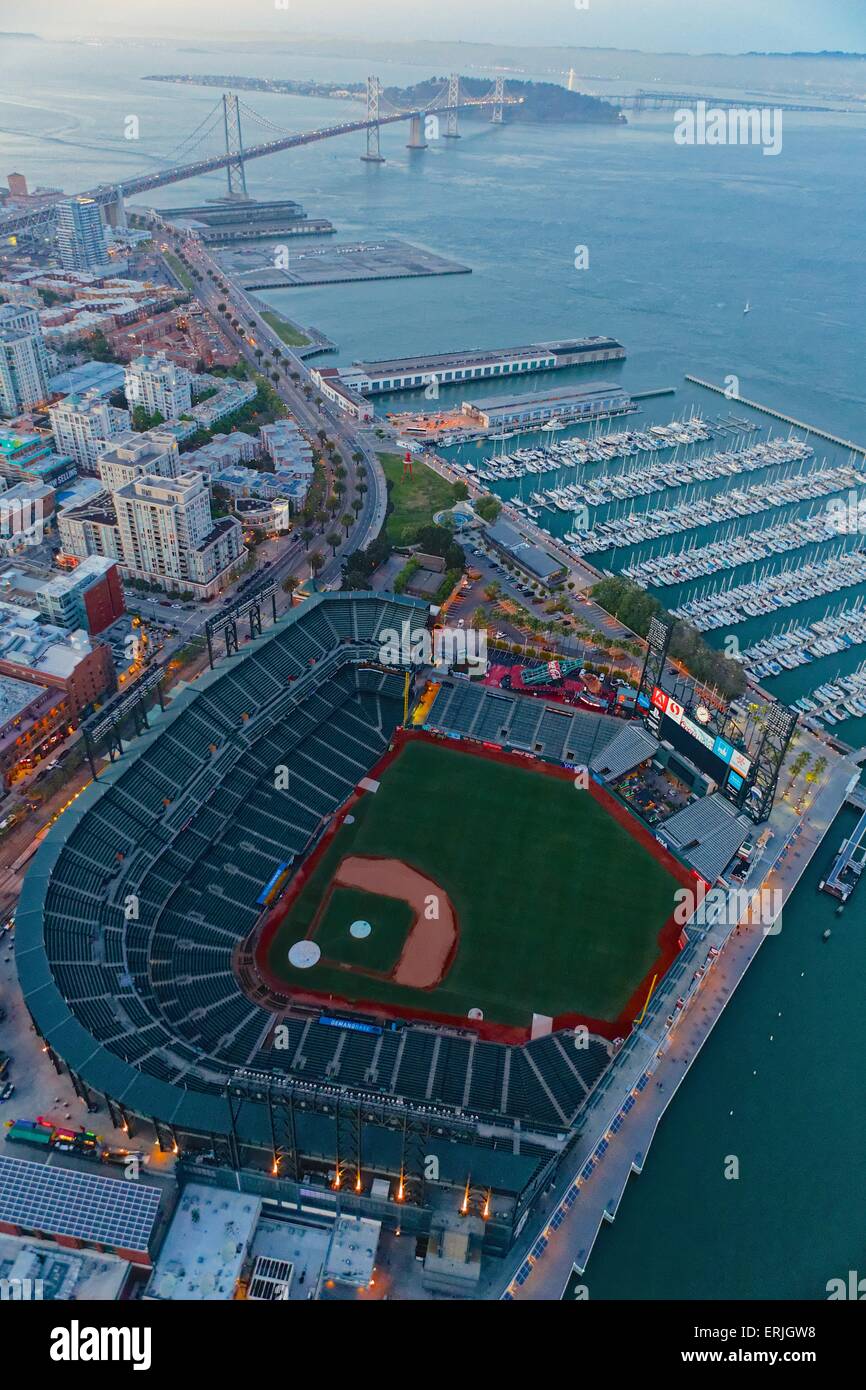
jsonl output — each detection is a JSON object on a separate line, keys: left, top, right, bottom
{"left": 686, "top": 376, "right": 866, "bottom": 456}
{"left": 820, "top": 803, "right": 866, "bottom": 899}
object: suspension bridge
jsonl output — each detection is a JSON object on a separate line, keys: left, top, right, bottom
{"left": 0, "top": 75, "right": 520, "bottom": 236}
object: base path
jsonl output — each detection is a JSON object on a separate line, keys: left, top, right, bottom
{"left": 334, "top": 855, "right": 457, "bottom": 989}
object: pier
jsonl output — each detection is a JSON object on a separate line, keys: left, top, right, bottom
{"left": 820, "top": 804, "right": 866, "bottom": 900}
{"left": 340, "top": 337, "right": 627, "bottom": 395}
{"left": 686, "top": 376, "right": 866, "bottom": 456}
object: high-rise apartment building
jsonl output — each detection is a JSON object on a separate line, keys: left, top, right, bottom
{"left": 49, "top": 390, "right": 131, "bottom": 474}
{"left": 55, "top": 196, "right": 109, "bottom": 272}
{"left": 124, "top": 351, "right": 192, "bottom": 421}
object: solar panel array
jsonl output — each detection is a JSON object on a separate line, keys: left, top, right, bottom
{"left": 0, "top": 1156, "right": 162, "bottom": 1253}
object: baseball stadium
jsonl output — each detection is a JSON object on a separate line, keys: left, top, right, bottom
{"left": 15, "top": 590, "right": 702, "bottom": 1257}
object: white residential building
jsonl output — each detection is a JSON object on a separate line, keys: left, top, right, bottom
{"left": 60, "top": 465, "right": 245, "bottom": 599}
{"left": 55, "top": 197, "right": 109, "bottom": 272}
{"left": 125, "top": 351, "right": 192, "bottom": 420}
{"left": 96, "top": 429, "right": 179, "bottom": 493}
{"left": 0, "top": 303, "right": 50, "bottom": 415}
{"left": 49, "top": 390, "right": 130, "bottom": 474}
{"left": 113, "top": 472, "right": 245, "bottom": 596}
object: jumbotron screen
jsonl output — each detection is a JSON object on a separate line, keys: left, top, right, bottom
{"left": 647, "top": 686, "right": 751, "bottom": 800}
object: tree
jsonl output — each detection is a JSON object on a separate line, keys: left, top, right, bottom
{"left": 282, "top": 574, "right": 300, "bottom": 597}
{"left": 351, "top": 497, "right": 363, "bottom": 517}
{"left": 341, "top": 512, "right": 354, "bottom": 537}
{"left": 309, "top": 551, "right": 325, "bottom": 579}
{"left": 326, "top": 530, "right": 341, "bottom": 555}
{"left": 475, "top": 493, "right": 502, "bottom": 523}
{"left": 300, "top": 526, "right": 314, "bottom": 547}
{"left": 315, "top": 508, "right": 328, "bottom": 533}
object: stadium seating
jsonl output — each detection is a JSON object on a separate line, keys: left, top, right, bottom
{"left": 25, "top": 593, "right": 615, "bottom": 1140}
{"left": 424, "top": 680, "right": 621, "bottom": 766}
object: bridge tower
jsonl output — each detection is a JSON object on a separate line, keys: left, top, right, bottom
{"left": 103, "top": 187, "right": 127, "bottom": 229}
{"left": 443, "top": 72, "right": 461, "bottom": 139}
{"left": 222, "top": 92, "right": 249, "bottom": 200}
{"left": 361, "top": 76, "right": 386, "bottom": 163}
{"left": 406, "top": 113, "right": 428, "bottom": 150}
{"left": 491, "top": 75, "right": 505, "bottom": 124}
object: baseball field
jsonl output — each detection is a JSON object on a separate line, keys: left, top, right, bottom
{"left": 262, "top": 735, "right": 683, "bottom": 1032}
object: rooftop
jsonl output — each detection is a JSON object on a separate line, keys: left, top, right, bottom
{"left": 48, "top": 361, "right": 126, "bottom": 398}
{"left": 146, "top": 1184, "right": 260, "bottom": 1301}
{"left": 0, "top": 1233, "right": 131, "bottom": 1301}
{"left": 0, "top": 1155, "right": 162, "bottom": 1255}
{"left": 0, "top": 601, "right": 94, "bottom": 677}
{"left": 468, "top": 380, "right": 630, "bottom": 411}
{"left": 0, "top": 671, "right": 48, "bottom": 724}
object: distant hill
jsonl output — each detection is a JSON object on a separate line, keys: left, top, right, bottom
{"left": 387, "top": 76, "right": 623, "bottom": 124}
{"left": 145, "top": 72, "right": 623, "bottom": 125}
{"left": 1, "top": 32, "right": 41, "bottom": 40}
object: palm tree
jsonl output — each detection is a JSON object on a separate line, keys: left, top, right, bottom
{"left": 217, "top": 302, "right": 226, "bottom": 314}
{"left": 309, "top": 551, "right": 325, "bottom": 580}
{"left": 357, "top": 481, "right": 368, "bottom": 499}
{"left": 326, "top": 530, "right": 341, "bottom": 555}
{"left": 341, "top": 512, "right": 354, "bottom": 537}
{"left": 351, "top": 451, "right": 363, "bottom": 466}
{"left": 315, "top": 508, "right": 328, "bottom": 533}
{"left": 334, "top": 464, "right": 347, "bottom": 482}
{"left": 334, "top": 481, "right": 346, "bottom": 499}
{"left": 351, "top": 497, "right": 363, "bottom": 517}
{"left": 300, "top": 526, "right": 314, "bottom": 548}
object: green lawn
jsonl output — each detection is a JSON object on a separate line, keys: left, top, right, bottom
{"left": 260, "top": 309, "right": 310, "bottom": 348}
{"left": 162, "top": 251, "right": 196, "bottom": 293}
{"left": 267, "top": 740, "right": 679, "bottom": 1025}
{"left": 315, "top": 887, "right": 413, "bottom": 973}
{"left": 378, "top": 452, "right": 461, "bottom": 545}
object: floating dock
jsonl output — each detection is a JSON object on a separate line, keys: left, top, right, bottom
{"left": 686, "top": 375, "right": 866, "bottom": 456}
{"left": 820, "top": 804, "right": 866, "bottom": 900}
{"left": 339, "top": 337, "right": 626, "bottom": 395}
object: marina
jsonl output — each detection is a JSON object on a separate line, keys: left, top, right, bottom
{"left": 566, "top": 463, "right": 865, "bottom": 556}
{"left": 671, "top": 550, "right": 866, "bottom": 632}
{"left": 685, "top": 375, "right": 866, "bottom": 457}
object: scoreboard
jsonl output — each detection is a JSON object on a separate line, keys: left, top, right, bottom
{"left": 646, "top": 685, "right": 751, "bottom": 802}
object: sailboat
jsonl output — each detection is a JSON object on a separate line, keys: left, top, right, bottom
{"left": 743, "top": 300, "right": 751, "bottom": 315}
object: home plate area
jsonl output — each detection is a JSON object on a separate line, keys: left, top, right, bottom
{"left": 300, "top": 855, "right": 457, "bottom": 989}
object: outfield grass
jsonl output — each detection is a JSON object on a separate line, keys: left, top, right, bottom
{"left": 260, "top": 309, "right": 310, "bottom": 348}
{"left": 315, "top": 887, "right": 413, "bottom": 972}
{"left": 378, "top": 452, "right": 461, "bottom": 545}
{"left": 267, "top": 740, "right": 679, "bottom": 1026}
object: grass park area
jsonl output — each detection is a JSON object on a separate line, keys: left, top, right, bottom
{"left": 266, "top": 738, "right": 679, "bottom": 1027}
{"left": 378, "top": 452, "right": 463, "bottom": 545}
{"left": 260, "top": 309, "right": 311, "bottom": 348}
{"left": 162, "top": 251, "right": 196, "bottom": 293}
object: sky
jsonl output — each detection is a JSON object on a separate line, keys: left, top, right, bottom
{"left": 5, "top": 0, "right": 866, "bottom": 55}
